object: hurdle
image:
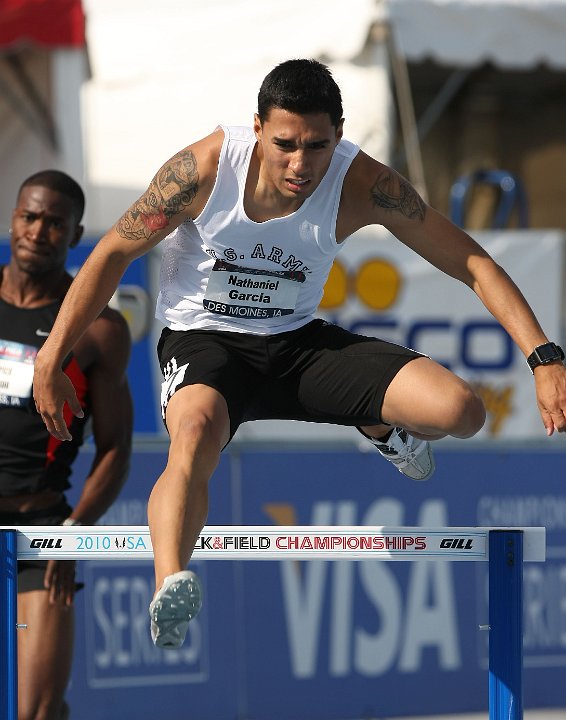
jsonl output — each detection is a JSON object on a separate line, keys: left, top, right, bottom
{"left": 0, "top": 525, "right": 546, "bottom": 720}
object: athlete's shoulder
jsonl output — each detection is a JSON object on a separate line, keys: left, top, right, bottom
{"left": 183, "top": 128, "right": 225, "bottom": 172}
{"left": 155, "top": 130, "right": 225, "bottom": 218}
{"left": 337, "top": 151, "right": 393, "bottom": 239}
{"left": 93, "top": 305, "right": 130, "bottom": 342}
{"left": 342, "top": 150, "right": 391, "bottom": 197}
{"left": 335, "top": 136, "right": 360, "bottom": 160}
{"left": 170, "top": 125, "right": 254, "bottom": 179}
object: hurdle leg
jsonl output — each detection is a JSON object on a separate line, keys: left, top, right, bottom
{"left": 0, "top": 529, "right": 18, "bottom": 720}
{"left": 488, "top": 529, "right": 523, "bottom": 720}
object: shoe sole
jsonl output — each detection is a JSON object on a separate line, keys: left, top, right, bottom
{"left": 149, "top": 571, "right": 202, "bottom": 649}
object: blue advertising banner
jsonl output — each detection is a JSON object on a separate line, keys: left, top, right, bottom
{"left": 61, "top": 444, "right": 566, "bottom": 720}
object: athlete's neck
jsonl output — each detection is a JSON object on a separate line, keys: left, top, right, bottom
{"left": 243, "top": 144, "right": 306, "bottom": 223}
{"left": 0, "top": 264, "right": 71, "bottom": 308}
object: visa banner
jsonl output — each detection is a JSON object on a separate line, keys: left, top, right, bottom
{"left": 63, "top": 445, "right": 566, "bottom": 720}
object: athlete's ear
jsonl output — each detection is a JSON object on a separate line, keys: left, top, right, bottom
{"left": 70, "top": 224, "right": 84, "bottom": 248}
{"left": 335, "top": 118, "right": 345, "bottom": 143}
{"left": 253, "top": 113, "right": 262, "bottom": 141}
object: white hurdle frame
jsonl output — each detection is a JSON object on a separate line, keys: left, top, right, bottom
{"left": 0, "top": 525, "right": 546, "bottom": 720}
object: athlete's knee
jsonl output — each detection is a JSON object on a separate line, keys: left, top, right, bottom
{"left": 169, "top": 410, "right": 227, "bottom": 464}
{"left": 166, "top": 386, "right": 230, "bottom": 453}
{"left": 446, "top": 383, "right": 486, "bottom": 438}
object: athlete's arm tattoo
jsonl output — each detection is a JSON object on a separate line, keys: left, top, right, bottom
{"left": 370, "top": 170, "right": 426, "bottom": 222}
{"left": 116, "top": 149, "right": 199, "bottom": 241}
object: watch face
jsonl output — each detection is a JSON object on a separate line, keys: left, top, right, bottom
{"left": 536, "top": 343, "right": 562, "bottom": 362}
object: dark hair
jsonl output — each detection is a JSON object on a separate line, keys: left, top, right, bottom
{"left": 18, "top": 169, "right": 85, "bottom": 223}
{"left": 257, "top": 59, "right": 343, "bottom": 128}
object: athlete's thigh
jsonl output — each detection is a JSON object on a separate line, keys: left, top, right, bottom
{"left": 158, "top": 327, "right": 262, "bottom": 440}
{"left": 18, "top": 589, "right": 74, "bottom": 711}
{"left": 269, "top": 321, "right": 422, "bottom": 425}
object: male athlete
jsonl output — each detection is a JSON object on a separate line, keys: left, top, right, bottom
{"left": 33, "top": 60, "right": 566, "bottom": 650}
{"left": 1, "top": 170, "right": 132, "bottom": 717}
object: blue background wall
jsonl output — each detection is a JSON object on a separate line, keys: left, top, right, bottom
{"left": 64, "top": 445, "right": 566, "bottom": 719}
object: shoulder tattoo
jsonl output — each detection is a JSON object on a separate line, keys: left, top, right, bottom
{"left": 370, "top": 170, "right": 426, "bottom": 221}
{"left": 116, "top": 149, "right": 199, "bottom": 241}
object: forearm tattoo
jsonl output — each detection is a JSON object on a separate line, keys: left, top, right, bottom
{"left": 116, "top": 149, "right": 199, "bottom": 240}
{"left": 370, "top": 170, "right": 426, "bottom": 221}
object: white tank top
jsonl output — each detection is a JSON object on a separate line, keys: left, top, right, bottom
{"left": 155, "top": 125, "right": 359, "bottom": 335}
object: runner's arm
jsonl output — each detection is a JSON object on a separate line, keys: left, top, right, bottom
{"left": 67, "top": 308, "right": 133, "bottom": 524}
{"left": 343, "top": 153, "right": 566, "bottom": 434}
{"left": 45, "top": 308, "right": 132, "bottom": 605}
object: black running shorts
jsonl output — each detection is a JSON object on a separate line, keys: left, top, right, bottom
{"left": 157, "top": 319, "right": 424, "bottom": 441}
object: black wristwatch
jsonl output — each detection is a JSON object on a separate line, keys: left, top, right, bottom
{"left": 526, "top": 342, "right": 565, "bottom": 374}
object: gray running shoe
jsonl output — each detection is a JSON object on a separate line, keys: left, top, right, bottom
{"left": 369, "top": 427, "right": 435, "bottom": 481}
{"left": 149, "top": 570, "right": 202, "bottom": 649}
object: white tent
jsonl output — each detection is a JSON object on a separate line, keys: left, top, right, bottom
{"left": 387, "top": 0, "right": 566, "bottom": 69}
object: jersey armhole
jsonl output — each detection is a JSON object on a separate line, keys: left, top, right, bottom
{"left": 330, "top": 146, "right": 361, "bottom": 246}
{"left": 192, "top": 125, "right": 229, "bottom": 224}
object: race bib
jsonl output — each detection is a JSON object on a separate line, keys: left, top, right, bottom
{"left": 0, "top": 339, "right": 37, "bottom": 407}
{"left": 203, "top": 260, "right": 305, "bottom": 320}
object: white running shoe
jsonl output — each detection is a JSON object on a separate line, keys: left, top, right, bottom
{"left": 149, "top": 570, "right": 202, "bottom": 649}
{"left": 369, "top": 427, "right": 435, "bottom": 481}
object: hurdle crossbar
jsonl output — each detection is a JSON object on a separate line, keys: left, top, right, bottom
{"left": 0, "top": 526, "right": 546, "bottom": 720}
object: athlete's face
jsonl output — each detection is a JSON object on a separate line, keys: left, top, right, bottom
{"left": 254, "top": 108, "right": 344, "bottom": 201}
{"left": 10, "top": 185, "right": 83, "bottom": 277}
